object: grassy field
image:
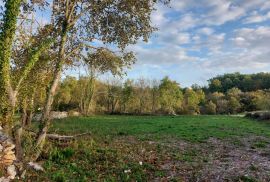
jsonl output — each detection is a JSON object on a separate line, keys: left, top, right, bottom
{"left": 27, "top": 115, "right": 270, "bottom": 181}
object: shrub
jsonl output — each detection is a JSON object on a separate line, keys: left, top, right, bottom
{"left": 202, "top": 101, "right": 216, "bottom": 115}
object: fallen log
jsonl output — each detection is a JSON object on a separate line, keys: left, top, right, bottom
{"left": 46, "top": 132, "right": 91, "bottom": 141}
{"left": 24, "top": 129, "right": 91, "bottom": 142}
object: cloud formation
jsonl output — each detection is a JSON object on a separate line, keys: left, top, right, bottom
{"left": 126, "top": 0, "right": 270, "bottom": 86}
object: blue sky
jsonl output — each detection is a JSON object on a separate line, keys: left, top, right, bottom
{"left": 122, "top": 0, "right": 270, "bottom": 87}
{"left": 2, "top": 0, "right": 270, "bottom": 87}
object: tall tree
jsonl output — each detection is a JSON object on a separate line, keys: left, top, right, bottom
{"left": 35, "top": 0, "right": 170, "bottom": 160}
{"left": 159, "top": 77, "right": 183, "bottom": 114}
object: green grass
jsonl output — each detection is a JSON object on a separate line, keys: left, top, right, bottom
{"left": 26, "top": 115, "right": 270, "bottom": 181}
{"left": 49, "top": 115, "right": 270, "bottom": 142}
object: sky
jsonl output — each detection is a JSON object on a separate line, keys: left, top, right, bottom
{"left": 1, "top": 0, "right": 270, "bottom": 87}
{"left": 121, "top": 0, "right": 270, "bottom": 87}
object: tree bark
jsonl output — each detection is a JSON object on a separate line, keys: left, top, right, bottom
{"left": 33, "top": 27, "right": 68, "bottom": 161}
{"left": 14, "top": 127, "right": 23, "bottom": 161}
{"left": 0, "top": 0, "right": 22, "bottom": 132}
{"left": 80, "top": 75, "right": 95, "bottom": 115}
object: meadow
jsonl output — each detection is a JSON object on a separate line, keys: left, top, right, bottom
{"left": 27, "top": 115, "right": 270, "bottom": 181}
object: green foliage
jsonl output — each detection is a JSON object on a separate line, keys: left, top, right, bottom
{"left": 203, "top": 101, "right": 216, "bottom": 115}
{"left": 121, "top": 79, "right": 135, "bottom": 112}
{"left": 251, "top": 140, "right": 268, "bottom": 149}
{"left": 208, "top": 72, "right": 270, "bottom": 93}
{"left": 228, "top": 97, "right": 241, "bottom": 114}
{"left": 0, "top": 0, "right": 21, "bottom": 88}
{"left": 237, "top": 176, "right": 258, "bottom": 182}
{"left": 227, "top": 87, "right": 242, "bottom": 98}
{"left": 0, "top": 0, "right": 22, "bottom": 128}
{"left": 54, "top": 74, "right": 270, "bottom": 115}
{"left": 253, "top": 91, "right": 270, "bottom": 110}
{"left": 183, "top": 88, "right": 205, "bottom": 114}
{"left": 85, "top": 49, "right": 135, "bottom": 76}
{"left": 209, "top": 79, "right": 222, "bottom": 92}
{"left": 158, "top": 77, "right": 183, "bottom": 114}
{"left": 49, "top": 147, "right": 75, "bottom": 162}
{"left": 54, "top": 76, "right": 79, "bottom": 111}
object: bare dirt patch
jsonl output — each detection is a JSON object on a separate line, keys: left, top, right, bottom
{"left": 111, "top": 136, "right": 270, "bottom": 181}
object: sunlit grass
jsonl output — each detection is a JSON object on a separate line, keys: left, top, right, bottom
{"left": 49, "top": 115, "right": 270, "bottom": 142}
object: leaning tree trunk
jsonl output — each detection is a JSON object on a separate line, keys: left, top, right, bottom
{"left": 33, "top": 28, "right": 68, "bottom": 161}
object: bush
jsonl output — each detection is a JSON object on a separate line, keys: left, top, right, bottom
{"left": 201, "top": 101, "right": 216, "bottom": 115}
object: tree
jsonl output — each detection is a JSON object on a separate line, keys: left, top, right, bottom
{"left": 209, "top": 79, "right": 222, "bottom": 92}
{"left": 216, "top": 99, "right": 229, "bottom": 114}
{"left": 228, "top": 97, "right": 241, "bottom": 114}
{"left": 183, "top": 88, "right": 204, "bottom": 114}
{"left": 135, "top": 78, "right": 151, "bottom": 114}
{"left": 253, "top": 90, "right": 270, "bottom": 111}
{"left": 78, "top": 49, "right": 135, "bottom": 115}
{"left": 207, "top": 72, "right": 270, "bottom": 93}
{"left": 35, "top": 0, "right": 169, "bottom": 160}
{"left": 227, "top": 87, "right": 242, "bottom": 99}
{"left": 0, "top": 0, "right": 53, "bottom": 131}
{"left": 150, "top": 79, "right": 160, "bottom": 114}
{"left": 0, "top": 0, "right": 170, "bottom": 176}
{"left": 209, "top": 92, "right": 224, "bottom": 105}
{"left": 106, "top": 79, "right": 122, "bottom": 114}
{"left": 203, "top": 101, "right": 216, "bottom": 115}
{"left": 226, "top": 87, "right": 242, "bottom": 114}
{"left": 159, "top": 77, "right": 183, "bottom": 114}
{"left": 0, "top": 0, "right": 55, "bottom": 177}
{"left": 54, "top": 76, "right": 78, "bottom": 111}
{"left": 121, "top": 79, "right": 134, "bottom": 113}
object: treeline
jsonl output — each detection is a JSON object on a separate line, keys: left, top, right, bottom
{"left": 208, "top": 72, "right": 270, "bottom": 93}
{"left": 53, "top": 74, "right": 270, "bottom": 115}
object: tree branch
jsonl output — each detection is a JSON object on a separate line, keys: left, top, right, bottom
{"left": 15, "top": 38, "right": 55, "bottom": 92}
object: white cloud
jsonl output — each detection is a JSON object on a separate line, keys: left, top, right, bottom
{"left": 201, "top": 50, "right": 270, "bottom": 71}
{"left": 192, "top": 33, "right": 226, "bottom": 53}
{"left": 128, "top": 0, "right": 270, "bottom": 85}
{"left": 232, "top": 37, "right": 246, "bottom": 46}
{"left": 233, "top": 26, "right": 270, "bottom": 50}
{"left": 205, "top": 26, "right": 270, "bottom": 71}
{"left": 261, "top": 1, "right": 270, "bottom": 10}
{"left": 198, "top": 27, "right": 215, "bottom": 35}
{"left": 202, "top": 0, "right": 245, "bottom": 25}
{"left": 237, "top": 0, "right": 266, "bottom": 9}
{"left": 130, "top": 45, "right": 197, "bottom": 65}
{"left": 244, "top": 11, "right": 270, "bottom": 24}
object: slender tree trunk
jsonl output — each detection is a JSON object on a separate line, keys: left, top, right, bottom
{"left": 33, "top": 28, "right": 68, "bottom": 161}
{"left": 85, "top": 75, "right": 95, "bottom": 115}
{"left": 0, "top": 0, "right": 21, "bottom": 132}
{"left": 26, "top": 110, "right": 33, "bottom": 126}
{"left": 14, "top": 127, "right": 23, "bottom": 161}
{"left": 0, "top": 1, "right": 22, "bottom": 178}
{"left": 21, "top": 105, "right": 27, "bottom": 127}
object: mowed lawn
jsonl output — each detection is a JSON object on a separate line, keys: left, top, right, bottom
{"left": 28, "top": 115, "right": 270, "bottom": 181}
